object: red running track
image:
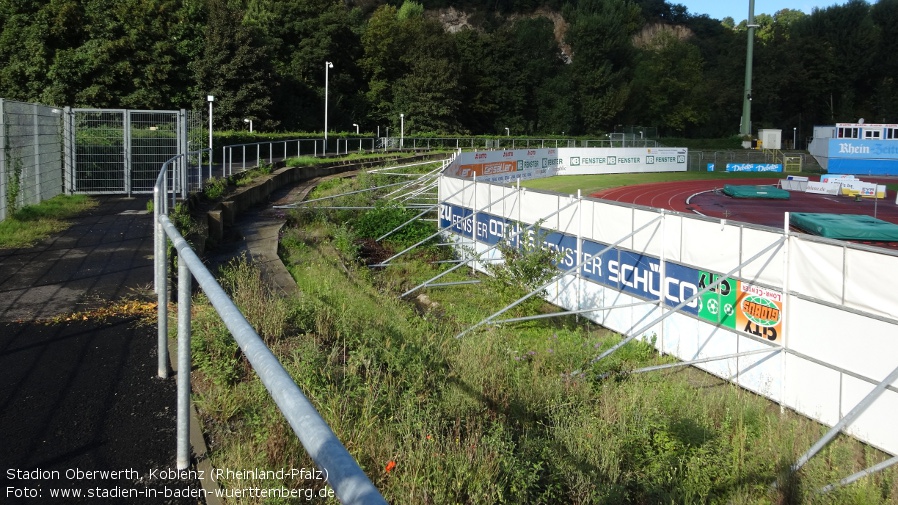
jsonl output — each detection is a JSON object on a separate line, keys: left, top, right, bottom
{"left": 591, "top": 177, "right": 898, "bottom": 249}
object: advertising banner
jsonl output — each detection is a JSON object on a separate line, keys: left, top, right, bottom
{"left": 439, "top": 202, "right": 783, "bottom": 342}
{"left": 840, "top": 180, "right": 887, "bottom": 198}
{"left": 827, "top": 139, "right": 898, "bottom": 160}
{"left": 449, "top": 149, "right": 563, "bottom": 183}
{"left": 725, "top": 163, "right": 783, "bottom": 172}
{"left": 448, "top": 147, "right": 687, "bottom": 181}
{"left": 805, "top": 182, "right": 841, "bottom": 195}
{"left": 562, "top": 147, "right": 687, "bottom": 175}
{"left": 820, "top": 174, "right": 855, "bottom": 184}
{"left": 734, "top": 282, "right": 784, "bottom": 342}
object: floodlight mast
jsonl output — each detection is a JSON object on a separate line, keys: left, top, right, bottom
{"left": 740, "top": 0, "right": 757, "bottom": 142}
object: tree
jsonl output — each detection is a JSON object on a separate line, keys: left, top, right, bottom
{"left": 243, "top": 0, "right": 364, "bottom": 131}
{"left": 192, "top": 0, "right": 277, "bottom": 130}
{"left": 0, "top": 0, "right": 83, "bottom": 104}
{"left": 629, "top": 31, "right": 707, "bottom": 135}
{"left": 563, "top": 0, "right": 643, "bottom": 133}
{"left": 870, "top": 0, "right": 898, "bottom": 121}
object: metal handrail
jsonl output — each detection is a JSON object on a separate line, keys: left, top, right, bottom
{"left": 153, "top": 153, "right": 387, "bottom": 505}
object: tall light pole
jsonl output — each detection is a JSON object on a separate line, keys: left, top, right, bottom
{"left": 505, "top": 127, "right": 510, "bottom": 136}
{"left": 243, "top": 118, "right": 253, "bottom": 132}
{"left": 207, "top": 95, "right": 214, "bottom": 149}
{"left": 353, "top": 123, "right": 359, "bottom": 134}
{"left": 400, "top": 113, "right": 404, "bottom": 149}
{"left": 793, "top": 127, "right": 797, "bottom": 149}
{"left": 740, "top": 0, "right": 757, "bottom": 145}
{"left": 324, "top": 61, "right": 333, "bottom": 141}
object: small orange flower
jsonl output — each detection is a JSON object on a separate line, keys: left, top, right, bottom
{"left": 385, "top": 460, "right": 396, "bottom": 473}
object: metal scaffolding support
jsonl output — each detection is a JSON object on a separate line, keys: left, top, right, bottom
{"left": 819, "top": 455, "right": 898, "bottom": 494}
{"left": 790, "top": 362, "right": 898, "bottom": 474}
{"left": 273, "top": 180, "right": 411, "bottom": 208}
{"left": 376, "top": 179, "right": 525, "bottom": 269}
{"left": 586, "top": 235, "right": 786, "bottom": 367}
{"left": 616, "top": 347, "right": 781, "bottom": 378}
{"left": 455, "top": 213, "right": 664, "bottom": 339}
{"left": 367, "top": 159, "right": 448, "bottom": 174}
{"left": 486, "top": 302, "right": 652, "bottom": 326}
{"left": 401, "top": 195, "right": 580, "bottom": 298}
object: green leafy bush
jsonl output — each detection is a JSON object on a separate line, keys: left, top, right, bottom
{"left": 351, "top": 201, "right": 433, "bottom": 247}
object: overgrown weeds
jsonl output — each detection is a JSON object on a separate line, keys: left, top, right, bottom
{"left": 186, "top": 161, "right": 898, "bottom": 504}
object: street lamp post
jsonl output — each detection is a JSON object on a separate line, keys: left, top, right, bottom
{"left": 353, "top": 123, "right": 359, "bottom": 134}
{"left": 400, "top": 113, "right": 404, "bottom": 149}
{"left": 793, "top": 127, "right": 797, "bottom": 150}
{"left": 324, "top": 61, "right": 333, "bottom": 141}
{"left": 505, "top": 127, "right": 510, "bottom": 136}
{"left": 207, "top": 95, "right": 214, "bottom": 149}
{"left": 243, "top": 118, "right": 253, "bottom": 133}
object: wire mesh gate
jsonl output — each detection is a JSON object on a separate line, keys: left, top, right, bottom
{"left": 64, "top": 109, "right": 201, "bottom": 195}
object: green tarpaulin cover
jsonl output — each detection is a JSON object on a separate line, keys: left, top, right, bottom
{"left": 790, "top": 213, "right": 898, "bottom": 241}
{"left": 722, "top": 185, "right": 791, "bottom": 199}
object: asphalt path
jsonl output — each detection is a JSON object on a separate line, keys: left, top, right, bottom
{"left": 0, "top": 197, "right": 204, "bottom": 504}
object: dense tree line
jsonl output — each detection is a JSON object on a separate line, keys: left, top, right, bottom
{"left": 1, "top": 0, "right": 896, "bottom": 139}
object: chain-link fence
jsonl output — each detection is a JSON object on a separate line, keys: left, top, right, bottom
{"left": 0, "top": 99, "right": 65, "bottom": 222}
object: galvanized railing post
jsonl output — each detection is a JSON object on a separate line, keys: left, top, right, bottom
{"left": 176, "top": 243, "right": 193, "bottom": 470}
{"left": 154, "top": 178, "right": 169, "bottom": 378}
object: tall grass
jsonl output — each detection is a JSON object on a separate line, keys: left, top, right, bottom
{"left": 186, "top": 167, "right": 898, "bottom": 504}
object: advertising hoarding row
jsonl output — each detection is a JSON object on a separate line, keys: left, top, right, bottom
{"left": 438, "top": 202, "right": 784, "bottom": 342}
{"left": 447, "top": 147, "right": 688, "bottom": 182}
{"left": 725, "top": 163, "right": 783, "bottom": 172}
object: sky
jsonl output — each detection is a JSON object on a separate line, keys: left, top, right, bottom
{"left": 680, "top": 0, "right": 844, "bottom": 22}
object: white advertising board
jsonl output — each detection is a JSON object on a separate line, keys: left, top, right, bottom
{"left": 560, "top": 147, "right": 687, "bottom": 175}
{"left": 840, "top": 180, "right": 887, "bottom": 198}
{"left": 805, "top": 181, "right": 841, "bottom": 195}
{"left": 448, "top": 147, "right": 688, "bottom": 182}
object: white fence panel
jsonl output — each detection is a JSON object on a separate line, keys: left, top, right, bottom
{"left": 734, "top": 337, "right": 782, "bottom": 400}
{"left": 784, "top": 354, "right": 842, "bottom": 426}
{"left": 473, "top": 182, "right": 493, "bottom": 215}
{"left": 521, "top": 190, "right": 561, "bottom": 228}
{"left": 660, "top": 312, "right": 700, "bottom": 356}
{"left": 788, "top": 296, "right": 898, "bottom": 380}
{"left": 789, "top": 238, "right": 845, "bottom": 305}
{"left": 632, "top": 208, "right": 664, "bottom": 257}
{"left": 679, "top": 218, "right": 742, "bottom": 273}
{"left": 662, "top": 213, "right": 684, "bottom": 263}
{"left": 581, "top": 282, "right": 609, "bottom": 326}
{"left": 692, "top": 326, "right": 739, "bottom": 378}
{"left": 843, "top": 247, "right": 898, "bottom": 320}
{"left": 557, "top": 197, "right": 580, "bottom": 237}
{"left": 441, "top": 177, "right": 468, "bottom": 206}
{"left": 579, "top": 200, "right": 599, "bottom": 244}
{"left": 841, "top": 377, "right": 898, "bottom": 455}
{"left": 740, "top": 227, "right": 785, "bottom": 286}
{"left": 591, "top": 202, "right": 633, "bottom": 247}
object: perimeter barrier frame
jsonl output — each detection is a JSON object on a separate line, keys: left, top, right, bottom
{"left": 434, "top": 171, "right": 898, "bottom": 491}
